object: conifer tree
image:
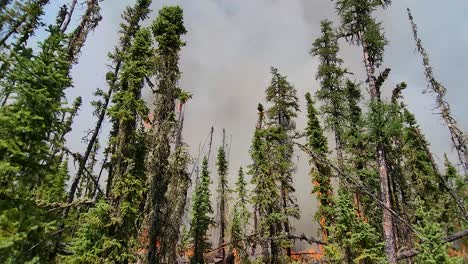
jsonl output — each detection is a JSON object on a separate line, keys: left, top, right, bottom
{"left": 264, "top": 67, "right": 300, "bottom": 258}
{"left": 413, "top": 200, "right": 461, "bottom": 264}
{"left": 216, "top": 130, "right": 229, "bottom": 262}
{"left": 341, "top": 80, "right": 373, "bottom": 219}
{"left": 0, "top": 0, "right": 50, "bottom": 102}
{"left": 441, "top": 156, "right": 467, "bottom": 235}
{"left": 190, "top": 157, "right": 213, "bottom": 264}
{"left": 325, "top": 189, "right": 385, "bottom": 263}
{"left": 402, "top": 108, "right": 440, "bottom": 209}
{"left": 0, "top": 23, "right": 71, "bottom": 262}
{"left": 0, "top": 0, "right": 49, "bottom": 49}
{"left": 249, "top": 103, "right": 282, "bottom": 262}
{"left": 305, "top": 92, "right": 334, "bottom": 242}
{"left": 64, "top": 27, "right": 154, "bottom": 263}
{"left": 249, "top": 103, "right": 265, "bottom": 257}
{"left": 158, "top": 91, "right": 192, "bottom": 262}
{"left": 66, "top": 0, "right": 102, "bottom": 63}
{"left": 159, "top": 143, "right": 192, "bottom": 263}
{"left": 311, "top": 19, "right": 347, "bottom": 170}
{"left": 230, "top": 167, "right": 250, "bottom": 262}
{"left": 141, "top": 6, "right": 187, "bottom": 263}
{"left": 64, "top": 0, "right": 152, "bottom": 220}
{"left": 334, "top": 1, "right": 397, "bottom": 261}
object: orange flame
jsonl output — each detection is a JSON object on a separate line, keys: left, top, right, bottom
{"left": 291, "top": 247, "right": 324, "bottom": 262}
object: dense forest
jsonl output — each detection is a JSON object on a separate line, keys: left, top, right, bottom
{"left": 0, "top": 0, "right": 467, "bottom": 263}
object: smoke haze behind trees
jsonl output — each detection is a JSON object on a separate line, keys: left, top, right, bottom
{"left": 60, "top": 0, "right": 468, "bottom": 247}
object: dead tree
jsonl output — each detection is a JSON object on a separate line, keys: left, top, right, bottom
{"left": 407, "top": 8, "right": 468, "bottom": 175}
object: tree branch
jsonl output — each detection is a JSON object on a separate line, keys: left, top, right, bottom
{"left": 397, "top": 229, "right": 468, "bottom": 260}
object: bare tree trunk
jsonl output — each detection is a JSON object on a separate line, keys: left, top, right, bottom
{"left": 362, "top": 42, "right": 397, "bottom": 263}
{"left": 408, "top": 8, "right": 468, "bottom": 176}
{"left": 60, "top": 0, "right": 78, "bottom": 33}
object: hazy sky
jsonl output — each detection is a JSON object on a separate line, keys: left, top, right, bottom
{"left": 43, "top": 0, "right": 468, "bottom": 247}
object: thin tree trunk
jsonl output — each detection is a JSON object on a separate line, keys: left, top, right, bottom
{"left": 219, "top": 128, "right": 227, "bottom": 263}
{"left": 362, "top": 41, "right": 397, "bottom": 263}
{"left": 408, "top": 8, "right": 468, "bottom": 176}
{"left": 63, "top": 75, "right": 115, "bottom": 219}
{"left": 60, "top": 0, "right": 78, "bottom": 33}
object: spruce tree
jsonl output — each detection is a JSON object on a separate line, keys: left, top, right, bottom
{"left": 311, "top": 19, "right": 347, "bottom": 170}
{"left": 0, "top": 24, "right": 71, "bottom": 262}
{"left": 341, "top": 80, "right": 374, "bottom": 220}
{"left": 66, "top": 0, "right": 102, "bottom": 63}
{"left": 0, "top": 0, "right": 50, "bottom": 102}
{"left": 325, "top": 189, "right": 385, "bottom": 264}
{"left": 249, "top": 103, "right": 282, "bottom": 262}
{"left": 230, "top": 167, "right": 250, "bottom": 262}
{"left": 305, "top": 92, "right": 333, "bottom": 242}
{"left": 64, "top": 0, "right": 152, "bottom": 220}
{"left": 334, "top": 1, "right": 397, "bottom": 261}
{"left": 159, "top": 142, "right": 192, "bottom": 263}
{"left": 140, "top": 6, "right": 187, "bottom": 263}
{"left": 248, "top": 103, "right": 266, "bottom": 258}
{"left": 413, "top": 200, "right": 461, "bottom": 264}
{"left": 216, "top": 130, "right": 229, "bottom": 262}
{"left": 64, "top": 27, "right": 154, "bottom": 263}
{"left": 441, "top": 156, "right": 467, "bottom": 237}
{"left": 264, "top": 67, "right": 300, "bottom": 258}
{"left": 190, "top": 157, "right": 213, "bottom": 264}
{"left": 402, "top": 108, "right": 440, "bottom": 209}
{"left": 0, "top": 0, "right": 49, "bottom": 49}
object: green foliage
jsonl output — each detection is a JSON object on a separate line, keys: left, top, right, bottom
{"left": 216, "top": 146, "right": 229, "bottom": 198}
{"left": 305, "top": 92, "right": 334, "bottom": 236}
{"left": 230, "top": 167, "right": 250, "bottom": 261}
{"left": 0, "top": 24, "right": 71, "bottom": 262}
{"left": 311, "top": 20, "right": 347, "bottom": 145}
{"left": 251, "top": 67, "right": 300, "bottom": 260}
{"left": 151, "top": 5, "right": 187, "bottom": 52}
{"left": 413, "top": 200, "right": 461, "bottom": 264}
{"left": 441, "top": 156, "right": 467, "bottom": 234}
{"left": 401, "top": 108, "right": 440, "bottom": 209}
{"left": 325, "top": 189, "right": 386, "bottom": 264}
{"left": 265, "top": 67, "right": 299, "bottom": 130}
{"left": 64, "top": 200, "right": 139, "bottom": 264}
{"left": 335, "top": 0, "right": 389, "bottom": 67}
{"left": 190, "top": 157, "right": 213, "bottom": 264}
{"left": 65, "top": 27, "right": 153, "bottom": 263}
{"left": 216, "top": 144, "right": 229, "bottom": 251}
